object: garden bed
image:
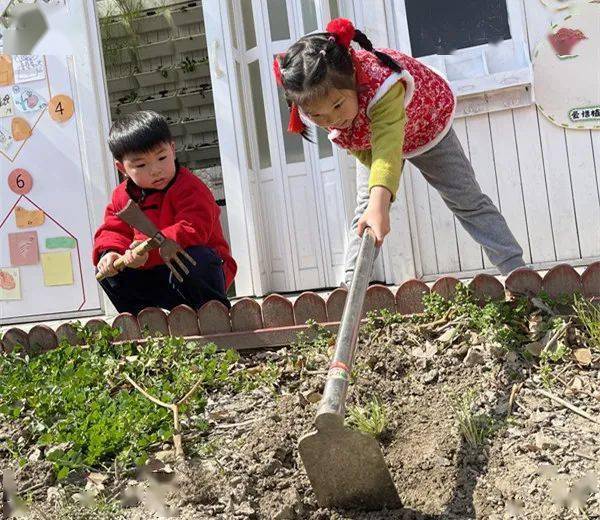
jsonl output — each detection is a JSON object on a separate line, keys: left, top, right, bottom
{"left": 1, "top": 288, "right": 599, "bottom": 519}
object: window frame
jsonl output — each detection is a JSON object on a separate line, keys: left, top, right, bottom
{"left": 391, "top": 0, "right": 533, "bottom": 100}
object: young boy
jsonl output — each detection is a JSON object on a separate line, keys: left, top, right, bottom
{"left": 94, "top": 110, "right": 236, "bottom": 315}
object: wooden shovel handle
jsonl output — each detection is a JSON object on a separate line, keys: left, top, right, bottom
{"left": 95, "top": 239, "right": 155, "bottom": 281}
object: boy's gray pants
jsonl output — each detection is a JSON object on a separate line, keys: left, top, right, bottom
{"left": 344, "top": 129, "right": 525, "bottom": 285}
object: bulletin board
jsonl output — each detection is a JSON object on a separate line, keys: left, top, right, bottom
{"left": 0, "top": 54, "right": 101, "bottom": 323}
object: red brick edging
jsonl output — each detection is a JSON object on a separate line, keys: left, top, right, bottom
{"left": 1, "top": 263, "right": 599, "bottom": 355}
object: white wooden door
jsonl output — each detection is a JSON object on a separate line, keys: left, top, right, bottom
{"left": 205, "top": 0, "right": 352, "bottom": 295}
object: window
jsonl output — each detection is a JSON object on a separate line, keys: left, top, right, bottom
{"left": 393, "top": 0, "right": 532, "bottom": 104}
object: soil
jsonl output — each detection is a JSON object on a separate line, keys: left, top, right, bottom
{"left": 3, "top": 316, "right": 599, "bottom": 519}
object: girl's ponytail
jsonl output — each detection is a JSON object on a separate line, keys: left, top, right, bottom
{"left": 352, "top": 29, "right": 404, "bottom": 74}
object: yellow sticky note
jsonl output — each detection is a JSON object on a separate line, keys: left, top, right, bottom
{"left": 41, "top": 251, "right": 73, "bottom": 286}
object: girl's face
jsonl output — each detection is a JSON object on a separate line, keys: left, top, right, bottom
{"left": 301, "top": 88, "right": 359, "bottom": 130}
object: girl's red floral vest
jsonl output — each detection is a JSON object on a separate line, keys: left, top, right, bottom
{"left": 327, "top": 49, "right": 456, "bottom": 158}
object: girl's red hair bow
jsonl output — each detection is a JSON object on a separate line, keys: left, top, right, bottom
{"left": 326, "top": 18, "right": 355, "bottom": 48}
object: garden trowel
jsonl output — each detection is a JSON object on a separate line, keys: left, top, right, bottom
{"left": 298, "top": 228, "right": 402, "bottom": 510}
{"left": 114, "top": 199, "right": 196, "bottom": 282}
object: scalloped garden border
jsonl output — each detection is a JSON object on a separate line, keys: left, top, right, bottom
{"left": 2, "top": 263, "right": 599, "bottom": 355}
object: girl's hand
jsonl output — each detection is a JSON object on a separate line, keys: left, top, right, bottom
{"left": 122, "top": 240, "right": 149, "bottom": 269}
{"left": 357, "top": 186, "right": 392, "bottom": 247}
{"left": 97, "top": 252, "right": 121, "bottom": 278}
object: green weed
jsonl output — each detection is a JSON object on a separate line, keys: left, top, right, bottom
{"left": 450, "top": 389, "right": 494, "bottom": 449}
{"left": 346, "top": 398, "right": 388, "bottom": 439}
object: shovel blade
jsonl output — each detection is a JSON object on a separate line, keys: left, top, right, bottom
{"left": 299, "top": 427, "right": 402, "bottom": 510}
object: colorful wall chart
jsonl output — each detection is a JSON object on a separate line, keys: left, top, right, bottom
{"left": 533, "top": 1, "right": 600, "bottom": 130}
{"left": 0, "top": 54, "right": 101, "bottom": 323}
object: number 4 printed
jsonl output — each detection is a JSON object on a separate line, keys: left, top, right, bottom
{"left": 49, "top": 94, "right": 74, "bottom": 122}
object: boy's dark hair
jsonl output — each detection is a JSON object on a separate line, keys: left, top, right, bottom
{"left": 277, "top": 28, "right": 403, "bottom": 140}
{"left": 109, "top": 110, "right": 173, "bottom": 161}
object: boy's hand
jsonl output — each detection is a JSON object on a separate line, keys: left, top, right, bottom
{"left": 122, "top": 240, "right": 149, "bottom": 269}
{"left": 357, "top": 186, "right": 392, "bottom": 246}
{"left": 97, "top": 252, "right": 121, "bottom": 278}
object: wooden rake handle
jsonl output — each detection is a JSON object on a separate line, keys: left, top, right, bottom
{"left": 95, "top": 239, "right": 156, "bottom": 281}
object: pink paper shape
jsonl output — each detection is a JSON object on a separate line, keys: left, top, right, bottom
{"left": 9, "top": 230, "right": 39, "bottom": 266}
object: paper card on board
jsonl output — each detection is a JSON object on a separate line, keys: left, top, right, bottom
{"left": 0, "top": 268, "right": 21, "bottom": 300}
{"left": 11, "top": 85, "right": 47, "bottom": 113}
{"left": 41, "top": 251, "right": 74, "bottom": 286}
{"left": 15, "top": 206, "right": 45, "bottom": 228}
{"left": 9, "top": 231, "right": 40, "bottom": 266}
{"left": 0, "top": 55, "right": 14, "bottom": 86}
{"left": 0, "top": 89, "right": 14, "bottom": 117}
{"left": 12, "top": 55, "right": 46, "bottom": 83}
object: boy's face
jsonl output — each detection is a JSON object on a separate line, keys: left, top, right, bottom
{"left": 116, "top": 141, "right": 177, "bottom": 190}
{"left": 301, "top": 88, "right": 359, "bottom": 130}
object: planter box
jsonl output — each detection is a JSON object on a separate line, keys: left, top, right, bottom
{"left": 101, "top": 20, "right": 129, "bottom": 39}
{"left": 167, "top": 120, "right": 186, "bottom": 137}
{"left": 140, "top": 93, "right": 180, "bottom": 112}
{"left": 187, "top": 144, "right": 220, "bottom": 162}
{"left": 171, "top": 4, "right": 204, "bottom": 26}
{"left": 114, "top": 100, "right": 141, "bottom": 115}
{"left": 104, "top": 46, "right": 135, "bottom": 65}
{"left": 176, "top": 62, "right": 210, "bottom": 81}
{"left": 131, "top": 11, "right": 171, "bottom": 33}
{"left": 178, "top": 88, "right": 213, "bottom": 108}
{"left": 107, "top": 75, "right": 138, "bottom": 93}
{"left": 173, "top": 33, "right": 207, "bottom": 53}
{"left": 181, "top": 117, "right": 217, "bottom": 134}
{"left": 134, "top": 68, "right": 178, "bottom": 88}
{"left": 137, "top": 39, "right": 175, "bottom": 61}
{"left": 175, "top": 148, "right": 190, "bottom": 161}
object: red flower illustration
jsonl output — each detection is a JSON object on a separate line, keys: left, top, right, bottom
{"left": 548, "top": 27, "right": 587, "bottom": 56}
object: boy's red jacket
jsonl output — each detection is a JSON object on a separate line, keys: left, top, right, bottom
{"left": 93, "top": 167, "right": 237, "bottom": 288}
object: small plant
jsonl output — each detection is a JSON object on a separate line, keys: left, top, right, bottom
{"left": 450, "top": 389, "right": 494, "bottom": 449}
{"left": 346, "top": 398, "right": 388, "bottom": 439}
{"left": 118, "top": 90, "right": 138, "bottom": 104}
{"left": 158, "top": 65, "right": 170, "bottom": 78}
{"left": 574, "top": 295, "right": 600, "bottom": 351}
{"left": 180, "top": 56, "right": 198, "bottom": 73}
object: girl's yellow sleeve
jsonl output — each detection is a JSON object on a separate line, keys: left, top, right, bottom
{"left": 350, "top": 81, "right": 406, "bottom": 201}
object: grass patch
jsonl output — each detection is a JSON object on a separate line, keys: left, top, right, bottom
{"left": 450, "top": 389, "right": 494, "bottom": 449}
{"left": 574, "top": 295, "right": 600, "bottom": 351}
{"left": 0, "top": 325, "right": 277, "bottom": 480}
{"left": 346, "top": 398, "right": 388, "bottom": 439}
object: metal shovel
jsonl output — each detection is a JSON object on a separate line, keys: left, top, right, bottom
{"left": 299, "top": 228, "right": 402, "bottom": 510}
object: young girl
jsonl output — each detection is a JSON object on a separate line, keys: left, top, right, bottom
{"left": 273, "top": 18, "right": 525, "bottom": 285}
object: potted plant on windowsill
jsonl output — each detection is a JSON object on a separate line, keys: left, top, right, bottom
{"left": 137, "top": 38, "right": 175, "bottom": 61}
{"left": 171, "top": 2, "right": 203, "bottom": 26}
{"left": 186, "top": 142, "right": 220, "bottom": 161}
{"left": 166, "top": 116, "right": 186, "bottom": 137}
{"left": 114, "top": 91, "right": 140, "bottom": 115}
{"left": 140, "top": 90, "right": 181, "bottom": 112}
{"left": 130, "top": 8, "right": 171, "bottom": 33}
{"left": 178, "top": 85, "right": 213, "bottom": 108}
{"left": 176, "top": 57, "right": 210, "bottom": 81}
{"left": 173, "top": 33, "right": 207, "bottom": 53}
{"left": 134, "top": 65, "right": 178, "bottom": 88}
{"left": 181, "top": 115, "right": 217, "bottom": 134}
{"left": 107, "top": 67, "right": 139, "bottom": 94}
